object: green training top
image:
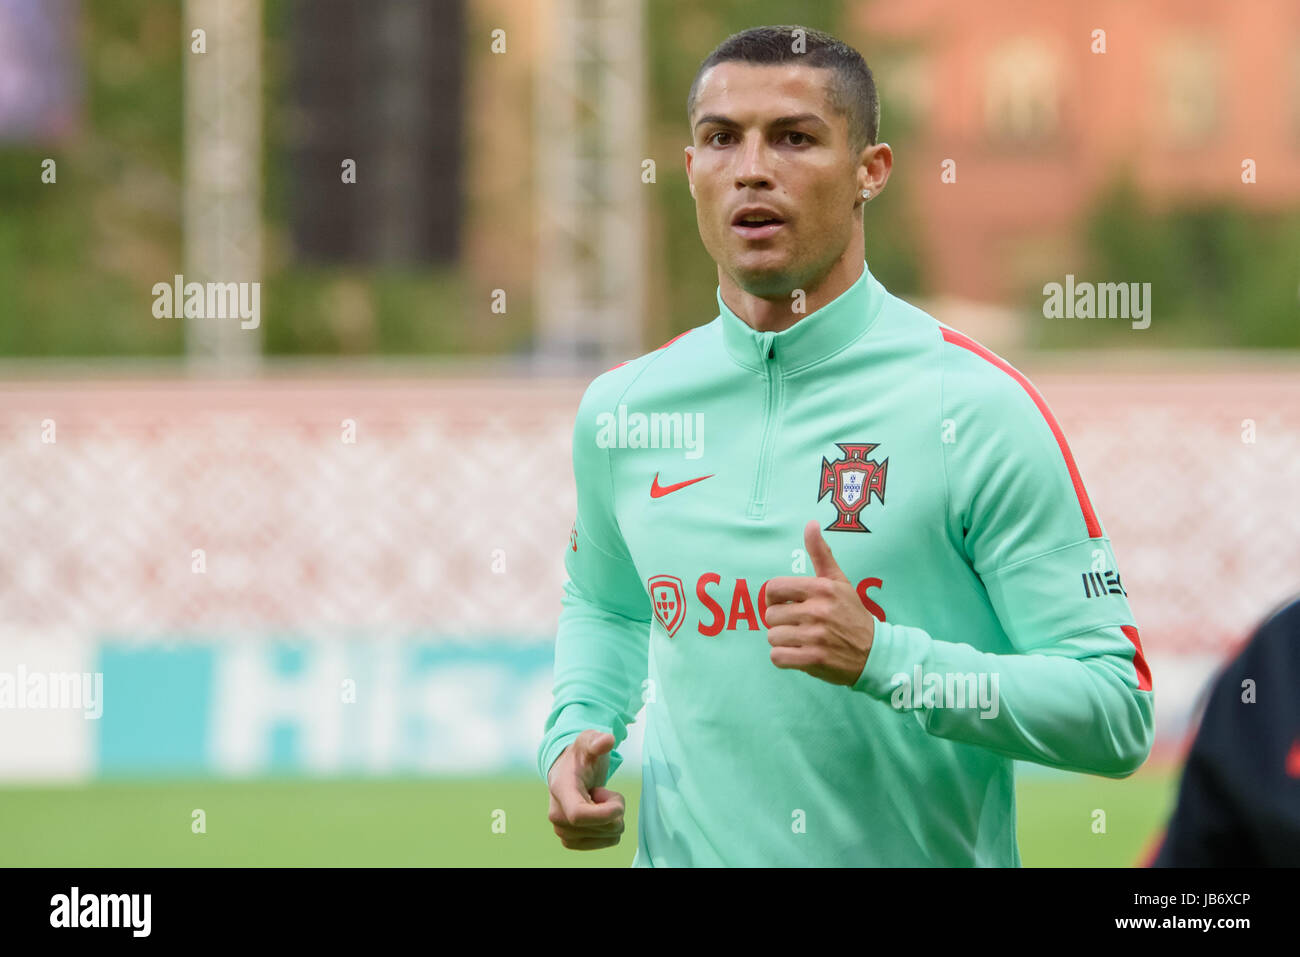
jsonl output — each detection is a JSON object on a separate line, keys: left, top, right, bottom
{"left": 538, "top": 260, "right": 1154, "bottom": 866}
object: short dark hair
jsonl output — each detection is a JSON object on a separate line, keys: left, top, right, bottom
{"left": 686, "top": 25, "right": 880, "bottom": 154}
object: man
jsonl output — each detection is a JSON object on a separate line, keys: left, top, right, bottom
{"left": 538, "top": 25, "right": 1154, "bottom": 866}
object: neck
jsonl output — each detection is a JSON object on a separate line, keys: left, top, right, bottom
{"left": 718, "top": 235, "right": 865, "bottom": 333}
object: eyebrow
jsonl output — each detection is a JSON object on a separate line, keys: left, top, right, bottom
{"left": 693, "top": 112, "right": 831, "bottom": 133}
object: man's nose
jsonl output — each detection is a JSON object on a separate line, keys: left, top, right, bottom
{"left": 733, "top": 133, "right": 773, "bottom": 189}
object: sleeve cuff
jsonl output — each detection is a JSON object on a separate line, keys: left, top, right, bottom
{"left": 537, "top": 704, "right": 625, "bottom": 783}
{"left": 851, "top": 619, "right": 933, "bottom": 700}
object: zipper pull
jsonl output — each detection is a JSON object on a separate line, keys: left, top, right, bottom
{"left": 759, "top": 330, "right": 775, "bottom": 361}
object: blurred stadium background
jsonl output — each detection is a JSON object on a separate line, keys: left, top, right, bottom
{"left": 1, "top": 0, "right": 1298, "bottom": 866}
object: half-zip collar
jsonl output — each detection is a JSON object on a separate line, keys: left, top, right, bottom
{"left": 718, "top": 260, "right": 885, "bottom": 372}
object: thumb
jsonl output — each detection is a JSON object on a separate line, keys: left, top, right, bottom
{"left": 575, "top": 731, "right": 615, "bottom": 793}
{"left": 577, "top": 730, "right": 615, "bottom": 763}
{"left": 805, "top": 519, "right": 850, "bottom": 583}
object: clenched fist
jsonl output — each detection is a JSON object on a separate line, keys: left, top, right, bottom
{"left": 546, "top": 729, "right": 626, "bottom": 850}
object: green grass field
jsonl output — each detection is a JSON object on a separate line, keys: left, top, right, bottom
{"left": 0, "top": 764, "right": 1178, "bottom": 866}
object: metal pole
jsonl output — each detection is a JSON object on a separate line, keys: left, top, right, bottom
{"left": 535, "top": 0, "right": 645, "bottom": 370}
{"left": 184, "top": 0, "right": 263, "bottom": 372}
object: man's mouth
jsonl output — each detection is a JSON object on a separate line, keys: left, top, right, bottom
{"left": 731, "top": 209, "right": 786, "bottom": 240}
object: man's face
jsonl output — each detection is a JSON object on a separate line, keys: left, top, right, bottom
{"left": 686, "top": 62, "right": 864, "bottom": 297}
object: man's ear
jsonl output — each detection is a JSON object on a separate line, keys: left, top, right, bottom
{"left": 684, "top": 144, "right": 695, "bottom": 196}
{"left": 862, "top": 142, "right": 894, "bottom": 196}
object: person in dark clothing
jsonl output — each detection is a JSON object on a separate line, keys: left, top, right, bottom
{"left": 1151, "top": 593, "right": 1300, "bottom": 866}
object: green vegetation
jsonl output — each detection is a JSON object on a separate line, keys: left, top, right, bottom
{"left": 1028, "top": 175, "right": 1300, "bottom": 349}
{"left": 0, "top": 1, "right": 183, "bottom": 356}
{"left": 4, "top": 4, "right": 1294, "bottom": 356}
{"left": 0, "top": 1, "right": 521, "bottom": 358}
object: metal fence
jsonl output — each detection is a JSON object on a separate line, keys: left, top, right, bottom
{"left": 2, "top": 369, "right": 1296, "bottom": 651}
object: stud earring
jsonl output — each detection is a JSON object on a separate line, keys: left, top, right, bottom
{"left": 861, "top": 189, "right": 871, "bottom": 199}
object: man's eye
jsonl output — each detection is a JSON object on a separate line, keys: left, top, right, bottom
{"left": 784, "top": 131, "right": 812, "bottom": 146}
{"left": 708, "top": 131, "right": 733, "bottom": 146}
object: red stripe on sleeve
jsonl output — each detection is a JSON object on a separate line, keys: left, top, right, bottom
{"left": 604, "top": 330, "right": 693, "bottom": 373}
{"left": 1120, "top": 624, "right": 1153, "bottom": 692}
{"left": 940, "top": 327, "right": 1102, "bottom": 538}
{"left": 1137, "top": 827, "right": 1165, "bottom": 866}
{"left": 657, "top": 330, "right": 692, "bottom": 350}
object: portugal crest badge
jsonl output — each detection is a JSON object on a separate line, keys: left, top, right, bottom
{"left": 648, "top": 574, "right": 686, "bottom": 637}
{"left": 818, "top": 442, "right": 888, "bottom": 532}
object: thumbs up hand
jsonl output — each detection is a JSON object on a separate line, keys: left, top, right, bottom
{"left": 546, "top": 730, "right": 626, "bottom": 850}
{"left": 762, "top": 520, "right": 876, "bottom": 686}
